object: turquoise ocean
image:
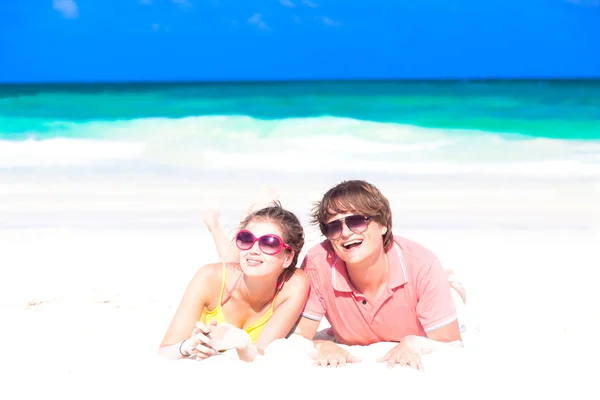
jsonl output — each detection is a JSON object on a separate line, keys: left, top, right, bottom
{"left": 1, "top": 80, "right": 599, "bottom": 176}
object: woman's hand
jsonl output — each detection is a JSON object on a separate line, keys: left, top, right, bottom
{"left": 183, "top": 321, "right": 219, "bottom": 360}
{"left": 208, "top": 324, "right": 252, "bottom": 351}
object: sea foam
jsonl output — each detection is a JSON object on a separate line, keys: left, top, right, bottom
{"left": 1, "top": 115, "right": 599, "bottom": 177}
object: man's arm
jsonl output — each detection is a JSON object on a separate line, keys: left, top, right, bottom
{"left": 294, "top": 317, "right": 360, "bottom": 366}
{"left": 294, "top": 315, "right": 321, "bottom": 340}
{"left": 376, "top": 256, "right": 463, "bottom": 368}
{"left": 426, "top": 319, "right": 461, "bottom": 343}
{"left": 295, "top": 255, "right": 327, "bottom": 340}
{"left": 294, "top": 255, "right": 360, "bottom": 367}
{"left": 416, "top": 257, "right": 462, "bottom": 343}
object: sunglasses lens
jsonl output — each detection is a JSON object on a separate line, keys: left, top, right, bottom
{"left": 346, "top": 215, "right": 368, "bottom": 232}
{"left": 236, "top": 231, "right": 256, "bottom": 250}
{"left": 325, "top": 215, "right": 369, "bottom": 239}
{"left": 325, "top": 220, "right": 343, "bottom": 239}
{"left": 259, "top": 235, "right": 282, "bottom": 255}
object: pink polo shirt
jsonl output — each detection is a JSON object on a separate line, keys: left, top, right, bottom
{"left": 301, "top": 235, "right": 457, "bottom": 346}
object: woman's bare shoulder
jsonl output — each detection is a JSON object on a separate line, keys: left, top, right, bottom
{"left": 191, "top": 262, "right": 224, "bottom": 285}
{"left": 280, "top": 268, "right": 309, "bottom": 297}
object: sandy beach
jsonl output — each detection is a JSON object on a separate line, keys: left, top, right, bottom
{"left": 1, "top": 165, "right": 600, "bottom": 399}
{"left": 3, "top": 1, "right": 600, "bottom": 397}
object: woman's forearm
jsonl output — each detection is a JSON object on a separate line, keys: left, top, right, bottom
{"left": 235, "top": 336, "right": 261, "bottom": 362}
{"left": 157, "top": 340, "right": 189, "bottom": 360}
{"left": 206, "top": 222, "right": 233, "bottom": 261}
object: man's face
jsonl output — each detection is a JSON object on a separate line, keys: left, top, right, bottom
{"left": 325, "top": 211, "right": 387, "bottom": 266}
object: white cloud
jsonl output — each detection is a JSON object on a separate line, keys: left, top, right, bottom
{"left": 302, "top": 0, "right": 318, "bottom": 7}
{"left": 172, "top": 0, "right": 193, "bottom": 8}
{"left": 248, "top": 13, "right": 270, "bottom": 30}
{"left": 53, "top": 0, "right": 79, "bottom": 19}
{"left": 280, "top": 0, "right": 296, "bottom": 7}
{"left": 319, "top": 16, "right": 340, "bottom": 26}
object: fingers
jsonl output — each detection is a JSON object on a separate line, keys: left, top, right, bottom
{"left": 376, "top": 354, "right": 389, "bottom": 363}
{"left": 410, "top": 358, "right": 424, "bottom": 372}
{"left": 192, "top": 331, "right": 213, "bottom": 347}
{"left": 189, "top": 342, "right": 218, "bottom": 358}
{"left": 187, "top": 322, "right": 219, "bottom": 359}
{"left": 195, "top": 321, "right": 211, "bottom": 334}
{"left": 313, "top": 353, "right": 359, "bottom": 367}
{"left": 349, "top": 355, "right": 361, "bottom": 363}
{"left": 403, "top": 355, "right": 423, "bottom": 371}
{"left": 185, "top": 337, "right": 218, "bottom": 360}
{"left": 313, "top": 355, "right": 343, "bottom": 367}
{"left": 192, "top": 323, "right": 213, "bottom": 341}
{"left": 193, "top": 322, "right": 215, "bottom": 340}
{"left": 388, "top": 355, "right": 423, "bottom": 370}
{"left": 378, "top": 351, "right": 423, "bottom": 370}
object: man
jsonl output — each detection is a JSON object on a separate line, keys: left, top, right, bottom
{"left": 294, "top": 180, "right": 465, "bottom": 369}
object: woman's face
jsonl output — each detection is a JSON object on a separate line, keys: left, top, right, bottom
{"left": 237, "top": 220, "right": 293, "bottom": 278}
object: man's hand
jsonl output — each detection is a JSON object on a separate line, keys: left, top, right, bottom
{"left": 376, "top": 340, "right": 423, "bottom": 371}
{"left": 312, "top": 340, "right": 360, "bottom": 367}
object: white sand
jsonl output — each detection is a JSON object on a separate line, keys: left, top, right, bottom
{"left": 1, "top": 167, "right": 600, "bottom": 399}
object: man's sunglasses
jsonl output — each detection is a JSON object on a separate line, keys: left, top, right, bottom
{"left": 324, "top": 215, "right": 372, "bottom": 240}
{"left": 235, "top": 230, "right": 292, "bottom": 255}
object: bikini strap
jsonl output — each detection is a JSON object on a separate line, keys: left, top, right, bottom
{"left": 217, "top": 261, "right": 228, "bottom": 304}
{"left": 221, "top": 268, "right": 291, "bottom": 308}
{"left": 221, "top": 265, "right": 243, "bottom": 305}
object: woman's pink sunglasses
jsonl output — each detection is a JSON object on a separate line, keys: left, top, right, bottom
{"left": 235, "top": 230, "right": 292, "bottom": 255}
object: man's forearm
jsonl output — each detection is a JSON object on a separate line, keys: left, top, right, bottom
{"left": 403, "top": 335, "right": 462, "bottom": 355}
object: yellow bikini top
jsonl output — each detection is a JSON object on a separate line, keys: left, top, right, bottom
{"left": 199, "top": 262, "right": 282, "bottom": 343}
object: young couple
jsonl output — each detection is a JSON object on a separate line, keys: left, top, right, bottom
{"left": 158, "top": 180, "right": 466, "bottom": 369}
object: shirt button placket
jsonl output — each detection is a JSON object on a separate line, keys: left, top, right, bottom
{"left": 354, "top": 294, "right": 372, "bottom": 323}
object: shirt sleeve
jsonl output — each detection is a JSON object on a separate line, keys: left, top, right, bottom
{"left": 300, "top": 255, "right": 326, "bottom": 321}
{"left": 416, "top": 257, "right": 457, "bottom": 332}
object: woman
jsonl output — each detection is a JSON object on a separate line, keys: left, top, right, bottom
{"left": 158, "top": 202, "right": 309, "bottom": 362}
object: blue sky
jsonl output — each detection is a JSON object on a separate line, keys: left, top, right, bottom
{"left": 1, "top": 0, "right": 599, "bottom": 82}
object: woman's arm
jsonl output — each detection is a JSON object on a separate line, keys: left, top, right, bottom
{"left": 202, "top": 187, "right": 280, "bottom": 263}
{"left": 207, "top": 324, "right": 261, "bottom": 362}
{"left": 201, "top": 209, "right": 239, "bottom": 262}
{"left": 158, "top": 263, "right": 220, "bottom": 359}
{"left": 205, "top": 270, "right": 310, "bottom": 362}
{"left": 209, "top": 270, "right": 309, "bottom": 362}
{"left": 253, "top": 269, "right": 310, "bottom": 353}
